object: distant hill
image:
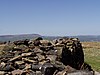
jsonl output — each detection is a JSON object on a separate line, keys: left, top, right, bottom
{"left": 70, "top": 35, "right": 100, "bottom": 42}
{"left": 0, "top": 34, "right": 41, "bottom": 42}
{"left": 43, "top": 35, "right": 100, "bottom": 42}
{"left": 0, "top": 34, "right": 100, "bottom": 42}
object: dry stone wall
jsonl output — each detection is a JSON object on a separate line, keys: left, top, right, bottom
{"left": 0, "top": 37, "right": 94, "bottom": 75}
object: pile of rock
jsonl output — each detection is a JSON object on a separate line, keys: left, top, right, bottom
{"left": 0, "top": 37, "right": 94, "bottom": 75}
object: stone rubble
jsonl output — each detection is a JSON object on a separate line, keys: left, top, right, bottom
{"left": 0, "top": 37, "right": 97, "bottom": 75}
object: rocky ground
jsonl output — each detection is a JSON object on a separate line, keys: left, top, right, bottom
{"left": 0, "top": 37, "right": 99, "bottom": 75}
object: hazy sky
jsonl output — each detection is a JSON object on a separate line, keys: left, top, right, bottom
{"left": 0, "top": 0, "right": 100, "bottom": 36}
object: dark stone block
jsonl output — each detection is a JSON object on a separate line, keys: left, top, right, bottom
{"left": 41, "top": 63, "right": 56, "bottom": 75}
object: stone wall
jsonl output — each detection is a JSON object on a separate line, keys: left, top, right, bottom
{"left": 0, "top": 37, "right": 94, "bottom": 75}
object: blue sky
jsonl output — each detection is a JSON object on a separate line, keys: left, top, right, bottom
{"left": 0, "top": 0, "right": 100, "bottom": 36}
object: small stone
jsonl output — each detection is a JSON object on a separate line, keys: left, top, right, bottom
{"left": 36, "top": 71, "right": 42, "bottom": 75}
{"left": 0, "top": 62, "right": 6, "bottom": 69}
{"left": 41, "top": 63, "right": 56, "bottom": 75}
{"left": 11, "top": 69, "right": 24, "bottom": 75}
{"left": 21, "top": 52, "right": 33, "bottom": 57}
{"left": 31, "top": 64, "right": 42, "bottom": 70}
{"left": 15, "top": 61, "right": 24, "bottom": 65}
{"left": 3, "top": 64, "right": 15, "bottom": 71}
{"left": 37, "top": 54, "right": 45, "bottom": 62}
{"left": 22, "top": 58, "right": 37, "bottom": 63}
{"left": 34, "top": 40, "right": 41, "bottom": 46}
{"left": 0, "top": 71, "right": 6, "bottom": 75}
{"left": 46, "top": 55, "right": 57, "bottom": 62}
{"left": 9, "top": 55, "right": 22, "bottom": 62}
{"left": 40, "top": 40, "right": 52, "bottom": 46}
{"left": 39, "top": 60, "right": 49, "bottom": 65}
{"left": 25, "top": 70, "right": 36, "bottom": 75}
{"left": 24, "top": 64, "right": 31, "bottom": 70}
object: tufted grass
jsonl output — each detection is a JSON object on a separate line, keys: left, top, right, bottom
{"left": 82, "top": 42, "right": 100, "bottom": 72}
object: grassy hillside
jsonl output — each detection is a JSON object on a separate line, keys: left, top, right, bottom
{"left": 82, "top": 42, "right": 100, "bottom": 72}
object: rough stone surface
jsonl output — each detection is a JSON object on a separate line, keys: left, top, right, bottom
{"left": 0, "top": 37, "right": 95, "bottom": 75}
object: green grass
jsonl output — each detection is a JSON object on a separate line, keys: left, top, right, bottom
{"left": 82, "top": 42, "right": 100, "bottom": 72}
